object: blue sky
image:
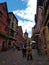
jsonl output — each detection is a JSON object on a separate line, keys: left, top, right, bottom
{"left": 0, "top": 0, "right": 37, "bottom": 37}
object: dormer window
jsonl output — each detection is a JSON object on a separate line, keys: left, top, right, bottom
{"left": 2, "top": 4, "right": 7, "bottom": 11}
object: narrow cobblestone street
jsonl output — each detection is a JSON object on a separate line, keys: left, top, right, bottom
{"left": 0, "top": 49, "right": 49, "bottom": 65}
{"left": 0, "top": 1, "right": 49, "bottom": 65}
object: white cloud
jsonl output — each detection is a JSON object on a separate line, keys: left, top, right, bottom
{"left": 29, "top": 34, "right": 32, "bottom": 38}
{"left": 18, "top": 20, "right": 35, "bottom": 37}
{"left": 13, "top": 0, "right": 37, "bottom": 21}
{"left": 13, "top": 0, "right": 37, "bottom": 37}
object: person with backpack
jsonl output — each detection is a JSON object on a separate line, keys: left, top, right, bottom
{"left": 22, "top": 43, "right": 27, "bottom": 57}
{"left": 26, "top": 42, "right": 33, "bottom": 60}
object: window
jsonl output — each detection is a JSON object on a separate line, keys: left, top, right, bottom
{"left": 10, "top": 30, "right": 14, "bottom": 37}
{"left": 8, "top": 19, "right": 11, "bottom": 24}
{"left": 0, "top": 11, "right": 2, "bottom": 17}
{"left": 13, "top": 17, "right": 14, "bottom": 21}
{"left": 48, "top": 23, "right": 49, "bottom": 31}
{"left": 12, "top": 22, "right": 14, "bottom": 28}
{"left": 5, "top": 26, "right": 8, "bottom": 31}
{"left": 2, "top": 5, "right": 7, "bottom": 11}
{"left": 0, "top": 20, "right": 2, "bottom": 24}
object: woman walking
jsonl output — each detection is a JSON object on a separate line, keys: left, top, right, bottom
{"left": 27, "top": 43, "right": 33, "bottom": 60}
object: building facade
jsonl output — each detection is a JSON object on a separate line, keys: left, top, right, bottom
{"left": 0, "top": 2, "right": 18, "bottom": 51}
{"left": 0, "top": 2, "right": 8, "bottom": 51}
{"left": 8, "top": 12, "right": 18, "bottom": 47}
{"left": 34, "top": 0, "right": 49, "bottom": 57}
{"left": 24, "top": 30, "right": 28, "bottom": 43}
{"left": 16, "top": 26, "right": 25, "bottom": 49}
{"left": 31, "top": 26, "right": 35, "bottom": 41}
{"left": 43, "top": 0, "right": 49, "bottom": 58}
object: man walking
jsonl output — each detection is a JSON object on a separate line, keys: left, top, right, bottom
{"left": 22, "top": 43, "right": 27, "bottom": 57}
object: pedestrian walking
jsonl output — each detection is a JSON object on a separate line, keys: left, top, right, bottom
{"left": 26, "top": 42, "right": 33, "bottom": 60}
{"left": 22, "top": 43, "right": 27, "bottom": 57}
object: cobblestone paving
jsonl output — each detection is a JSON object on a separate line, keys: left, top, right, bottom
{"left": 0, "top": 49, "right": 49, "bottom": 65}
